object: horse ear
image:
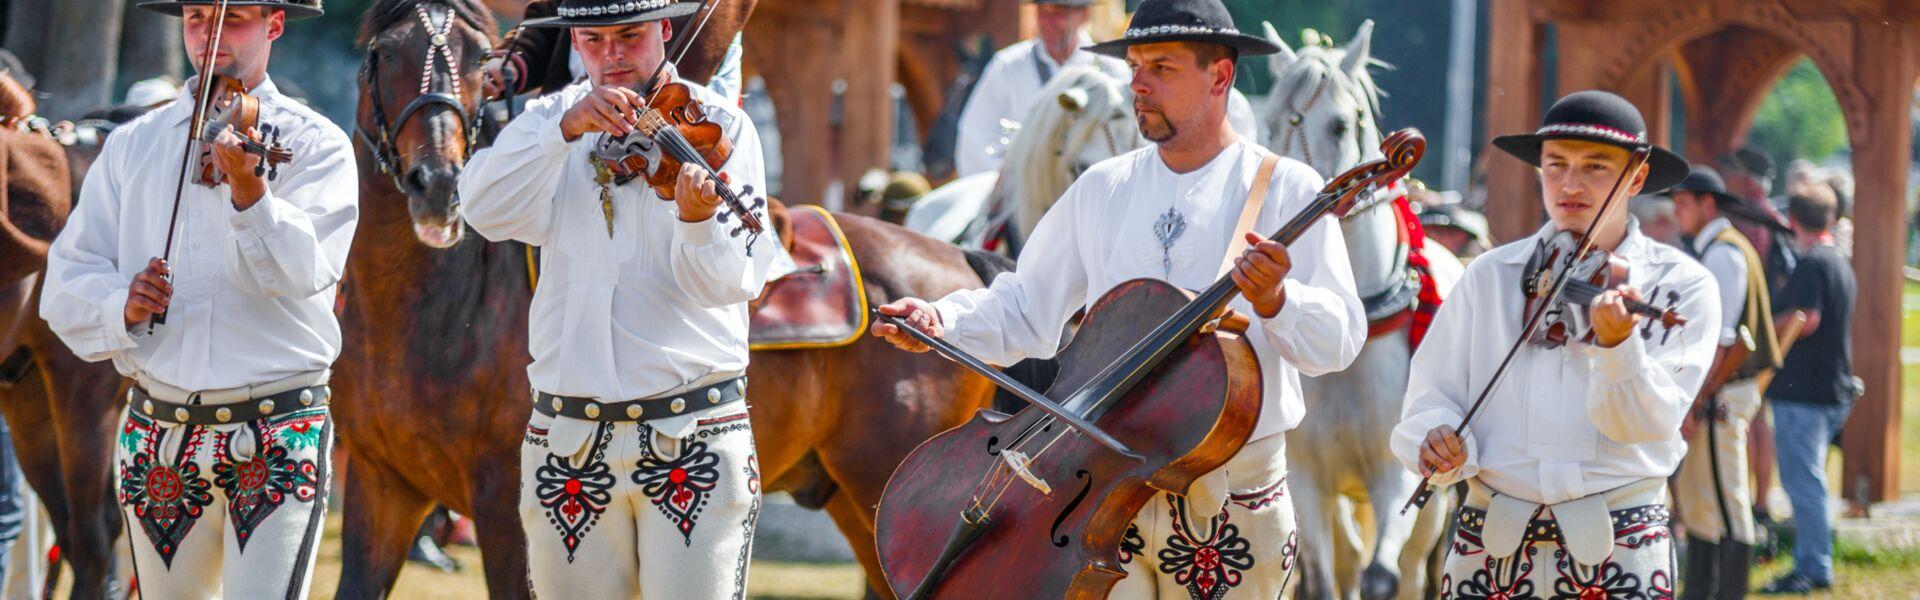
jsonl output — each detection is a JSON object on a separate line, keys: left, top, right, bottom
{"left": 1057, "top": 88, "right": 1089, "bottom": 113}
{"left": 1262, "top": 21, "right": 1296, "bottom": 79}
{"left": 1301, "top": 28, "right": 1322, "bottom": 49}
{"left": 1340, "top": 20, "right": 1375, "bottom": 76}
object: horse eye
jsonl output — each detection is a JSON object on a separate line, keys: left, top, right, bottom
{"left": 1330, "top": 120, "right": 1348, "bottom": 137}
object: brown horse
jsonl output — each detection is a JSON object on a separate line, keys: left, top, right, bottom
{"left": 0, "top": 72, "right": 129, "bottom": 600}
{"left": 342, "top": 0, "right": 996, "bottom": 597}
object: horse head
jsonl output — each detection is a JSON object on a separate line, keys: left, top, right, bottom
{"left": 355, "top": 0, "right": 497, "bottom": 248}
{"left": 1259, "top": 20, "right": 1384, "bottom": 180}
{"left": 1002, "top": 65, "right": 1141, "bottom": 237}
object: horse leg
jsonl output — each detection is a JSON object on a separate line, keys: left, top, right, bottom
{"left": 333, "top": 458, "right": 435, "bottom": 600}
{"left": 41, "top": 348, "right": 122, "bottom": 600}
{"left": 468, "top": 456, "right": 531, "bottom": 600}
{"left": 1360, "top": 467, "right": 1423, "bottom": 600}
{"left": 822, "top": 488, "right": 889, "bottom": 600}
{"left": 1290, "top": 475, "right": 1345, "bottom": 600}
{"left": 0, "top": 357, "right": 70, "bottom": 596}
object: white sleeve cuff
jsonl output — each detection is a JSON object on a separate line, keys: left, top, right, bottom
{"left": 1588, "top": 331, "right": 1648, "bottom": 384}
{"left": 675, "top": 215, "right": 724, "bottom": 246}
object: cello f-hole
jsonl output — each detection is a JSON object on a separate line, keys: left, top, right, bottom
{"left": 1050, "top": 470, "right": 1094, "bottom": 548}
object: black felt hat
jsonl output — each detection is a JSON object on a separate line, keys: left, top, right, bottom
{"left": 1661, "top": 166, "right": 1743, "bottom": 205}
{"left": 136, "top": 0, "right": 323, "bottom": 19}
{"left": 1491, "top": 90, "right": 1690, "bottom": 192}
{"left": 1084, "top": 0, "right": 1281, "bottom": 59}
{"left": 523, "top": 0, "right": 700, "bottom": 28}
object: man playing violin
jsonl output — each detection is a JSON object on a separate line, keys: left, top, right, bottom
{"left": 457, "top": 0, "right": 784, "bottom": 597}
{"left": 1391, "top": 91, "right": 1721, "bottom": 597}
{"left": 39, "top": 0, "right": 357, "bottom": 596}
{"left": 874, "top": 0, "right": 1365, "bottom": 596}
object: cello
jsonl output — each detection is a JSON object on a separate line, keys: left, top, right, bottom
{"left": 873, "top": 130, "right": 1425, "bottom": 598}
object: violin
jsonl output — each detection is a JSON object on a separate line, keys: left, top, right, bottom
{"left": 192, "top": 73, "right": 293, "bottom": 186}
{"left": 1520, "top": 229, "right": 1686, "bottom": 347}
{"left": 588, "top": 80, "right": 766, "bottom": 247}
{"left": 873, "top": 130, "right": 1425, "bottom": 599}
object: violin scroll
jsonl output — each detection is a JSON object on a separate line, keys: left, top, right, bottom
{"left": 1325, "top": 128, "right": 1424, "bottom": 219}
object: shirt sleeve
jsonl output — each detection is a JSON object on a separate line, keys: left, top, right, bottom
{"left": 1582, "top": 263, "right": 1721, "bottom": 444}
{"left": 1701, "top": 243, "right": 1747, "bottom": 345}
{"left": 668, "top": 111, "right": 782, "bottom": 308}
{"left": 1770, "top": 255, "right": 1823, "bottom": 316}
{"left": 930, "top": 176, "right": 1092, "bottom": 366}
{"left": 1250, "top": 164, "right": 1364, "bottom": 376}
{"left": 39, "top": 131, "right": 140, "bottom": 361}
{"left": 1392, "top": 262, "right": 1482, "bottom": 485}
{"left": 458, "top": 90, "right": 573, "bottom": 246}
{"left": 223, "top": 127, "right": 359, "bottom": 299}
{"left": 954, "top": 57, "right": 1008, "bottom": 178}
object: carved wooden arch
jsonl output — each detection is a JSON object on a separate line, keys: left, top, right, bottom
{"left": 1592, "top": 4, "right": 1872, "bottom": 149}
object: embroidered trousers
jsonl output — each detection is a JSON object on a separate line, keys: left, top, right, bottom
{"left": 1674, "top": 379, "right": 1761, "bottom": 544}
{"left": 1111, "top": 433, "right": 1299, "bottom": 599}
{"left": 520, "top": 402, "right": 761, "bottom": 599}
{"left": 1438, "top": 483, "right": 1676, "bottom": 600}
{"left": 114, "top": 403, "right": 333, "bottom": 599}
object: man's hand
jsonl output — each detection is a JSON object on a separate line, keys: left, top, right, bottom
{"left": 207, "top": 126, "right": 266, "bottom": 208}
{"left": 1228, "top": 232, "right": 1290, "bottom": 318}
{"left": 558, "top": 85, "right": 645, "bottom": 141}
{"left": 1419, "top": 425, "right": 1468, "bottom": 476}
{"left": 481, "top": 55, "right": 516, "bottom": 98}
{"left": 870, "top": 298, "right": 944, "bottom": 353}
{"left": 1590, "top": 284, "right": 1644, "bottom": 347}
{"left": 124, "top": 258, "right": 172, "bottom": 327}
{"left": 673, "top": 164, "right": 728, "bottom": 223}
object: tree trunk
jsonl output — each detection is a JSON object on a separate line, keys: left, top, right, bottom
{"left": 118, "top": 0, "right": 181, "bottom": 93}
{"left": 39, "top": 0, "right": 126, "bottom": 119}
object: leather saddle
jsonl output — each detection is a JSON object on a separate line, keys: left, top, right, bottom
{"left": 749, "top": 204, "right": 868, "bottom": 350}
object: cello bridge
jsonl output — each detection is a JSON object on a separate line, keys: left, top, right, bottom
{"left": 1001, "top": 450, "right": 1052, "bottom": 495}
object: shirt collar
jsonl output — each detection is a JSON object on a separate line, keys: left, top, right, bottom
{"left": 1690, "top": 217, "right": 1732, "bottom": 255}
{"left": 1040, "top": 30, "right": 1098, "bottom": 70}
{"left": 1497, "top": 218, "right": 1653, "bottom": 265}
{"left": 171, "top": 75, "right": 282, "bottom": 125}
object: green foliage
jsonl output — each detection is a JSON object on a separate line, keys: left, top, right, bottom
{"left": 1747, "top": 58, "right": 1849, "bottom": 168}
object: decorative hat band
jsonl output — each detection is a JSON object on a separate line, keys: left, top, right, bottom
{"left": 1535, "top": 123, "right": 1646, "bottom": 145}
{"left": 1125, "top": 24, "right": 1242, "bottom": 38}
{"left": 556, "top": 0, "right": 671, "bottom": 18}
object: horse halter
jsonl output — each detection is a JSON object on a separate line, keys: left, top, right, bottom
{"left": 357, "top": 1, "right": 481, "bottom": 190}
{"left": 1273, "top": 72, "right": 1381, "bottom": 220}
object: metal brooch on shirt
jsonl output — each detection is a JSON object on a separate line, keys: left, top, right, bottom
{"left": 1153, "top": 207, "right": 1188, "bottom": 278}
{"left": 592, "top": 160, "right": 617, "bottom": 238}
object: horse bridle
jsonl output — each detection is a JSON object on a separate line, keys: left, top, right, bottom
{"left": 1273, "top": 74, "right": 1390, "bottom": 220}
{"left": 357, "top": 1, "right": 481, "bottom": 189}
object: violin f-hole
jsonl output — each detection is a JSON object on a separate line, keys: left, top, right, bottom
{"left": 1050, "top": 470, "right": 1093, "bottom": 548}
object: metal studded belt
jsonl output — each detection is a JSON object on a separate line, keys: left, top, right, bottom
{"left": 132, "top": 385, "right": 331, "bottom": 426}
{"left": 534, "top": 377, "right": 746, "bottom": 422}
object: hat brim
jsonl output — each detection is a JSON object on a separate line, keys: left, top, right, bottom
{"left": 1491, "top": 133, "right": 1689, "bottom": 193}
{"left": 1085, "top": 31, "right": 1282, "bottom": 59}
{"left": 136, "top": 1, "right": 323, "bottom": 19}
{"left": 523, "top": 3, "right": 700, "bottom": 28}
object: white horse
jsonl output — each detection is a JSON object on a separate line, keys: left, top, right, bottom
{"left": 904, "top": 65, "right": 1141, "bottom": 250}
{"left": 1260, "top": 20, "right": 1463, "bottom": 600}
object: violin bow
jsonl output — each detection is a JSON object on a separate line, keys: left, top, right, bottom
{"left": 154, "top": 0, "right": 235, "bottom": 327}
{"left": 1398, "top": 146, "right": 1651, "bottom": 515}
{"left": 637, "top": 0, "right": 715, "bottom": 98}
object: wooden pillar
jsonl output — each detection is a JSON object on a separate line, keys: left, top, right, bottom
{"left": 744, "top": 1, "right": 837, "bottom": 204}
{"left": 1838, "top": 21, "right": 1913, "bottom": 504}
{"left": 833, "top": 0, "right": 898, "bottom": 209}
{"left": 1482, "top": 0, "right": 1544, "bottom": 242}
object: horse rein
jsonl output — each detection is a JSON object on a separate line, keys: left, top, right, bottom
{"left": 357, "top": 0, "right": 483, "bottom": 191}
{"left": 1272, "top": 72, "right": 1385, "bottom": 222}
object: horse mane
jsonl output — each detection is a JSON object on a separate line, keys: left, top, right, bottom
{"left": 0, "top": 72, "right": 35, "bottom": 119}
{"left": 357, "top": 0, "right": 498, "bottom": 46}
{"left": 1001, "top": 65, "right": 1130, "bottom": 230}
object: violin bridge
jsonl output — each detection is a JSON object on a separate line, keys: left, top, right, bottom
{"left": 1001, "top": 450, "right": 1051, "bottom": 495}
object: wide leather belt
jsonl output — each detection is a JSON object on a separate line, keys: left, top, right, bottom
{"left": 535, "top": 377, "right": 746, "bottom": 423}
{"left": 132, "top": 385, "right": 331, "bottom": 426}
